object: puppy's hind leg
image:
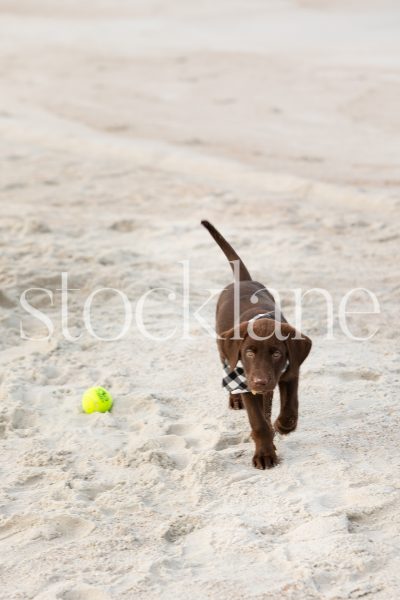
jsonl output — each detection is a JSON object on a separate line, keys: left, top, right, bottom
{"left": 229, "top": 393, "right": 244, "bottom": 410}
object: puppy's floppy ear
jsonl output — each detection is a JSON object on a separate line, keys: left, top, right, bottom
{"left": 218, "top": 321, "right": 249, "bottom": 369}
{"left": 280, "top": 323, "right": 312, "bottom": 371}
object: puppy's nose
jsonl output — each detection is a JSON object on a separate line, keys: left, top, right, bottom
{"left": 253, "top": 377, "right": 270, "bottom": 387}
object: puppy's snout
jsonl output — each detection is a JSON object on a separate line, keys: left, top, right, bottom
{"left": 253, "top": 377, "right": 270, "bottom": 388}
{"left": 250, "top": 375, "right": 275, "bottom": 393}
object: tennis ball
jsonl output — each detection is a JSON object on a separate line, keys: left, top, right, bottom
{"left": 82, "top": 386, "right": 113, "bottom": 414}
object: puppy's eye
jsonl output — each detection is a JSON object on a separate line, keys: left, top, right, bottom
{"left": 272, "top": 350, "right": 282, "bottom": 359}
{"left": 245, "top": 349, "right": 255, "bottom": 358}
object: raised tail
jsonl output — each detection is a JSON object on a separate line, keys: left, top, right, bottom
{"left": 201, "top": 220, "right": 252, "bottom": 281}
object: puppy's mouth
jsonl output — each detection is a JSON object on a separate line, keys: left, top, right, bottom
{"left": 250, "top": 387, "right": 275, "bottom": 395}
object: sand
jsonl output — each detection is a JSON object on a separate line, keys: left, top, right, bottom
{"left": 0, "top": 1, "right": 400, "bottom": 598}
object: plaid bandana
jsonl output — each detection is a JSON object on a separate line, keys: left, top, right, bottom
{"left": 222, "top": 360, "right": 249, "bottom": 394}
{"left": 221, "top": 313, "right": 289, "bottom": 395}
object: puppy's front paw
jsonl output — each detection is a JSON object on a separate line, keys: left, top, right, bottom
{"left": 252, "top": 447, "right": 278, "bottom": 470}
{"left": 274, "top": 416, "right": 297, "bottom": 435}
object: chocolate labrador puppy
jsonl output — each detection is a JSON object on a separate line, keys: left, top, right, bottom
{"left": 202, "top": 220, "right": 312, "bottom": 469}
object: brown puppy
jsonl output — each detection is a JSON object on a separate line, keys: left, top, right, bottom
{"left": 202, "top": 220, "right": 312, "bottom": 469}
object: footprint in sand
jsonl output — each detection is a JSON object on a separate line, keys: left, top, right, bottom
{"left": 145, "top": 434, "right": 192, "bottom": 470}
{"left": 339, "top": 368, "right": 381, "bottom": 381}
{"left": 10, "top": 406, "right": 37, "bottom": 430}
{"left": 0, "top": 514, "right": 38, "bottom": 542}
{"left": 214, "top": 430, "right": 249, "bottom": 451}
{"left": 13, "top": 472, "right": 44, "bottom": 488}
{"left": 121, "top": 434, "right": 191, "bottom": 470}
{"left": 163, "top": 515, "right": 202, "bottom": 543}
{"left": 71, "top": 481, "right": 115, "bottom": 502}
{"left": 48, "top": 515, "right": 95, "bottom": 541}
{"left": 109, "top": 219, "right": 138, "bottom": 233}
{"left": 0, "top": 514, "right": 94, "bottom": 548}
{"left": 166, "top": 422, "right": 219, "bottom": 451}
{"left": 0, "top": 406, "right": 37, "bottom": 438}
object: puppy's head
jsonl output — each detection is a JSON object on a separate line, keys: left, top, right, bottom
{"left": 219, "top": 318, "right": 311, "bottom": 393}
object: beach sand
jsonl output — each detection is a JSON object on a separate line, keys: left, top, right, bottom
{"left": 0, "top": 1, "right": 400, "bottom": 598}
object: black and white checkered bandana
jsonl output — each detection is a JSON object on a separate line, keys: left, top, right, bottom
{"left": 221, "top": 313, "right": 289, "bottom": 395}
{"left": 222, "top": 359, "right": 249, "bottom": 394}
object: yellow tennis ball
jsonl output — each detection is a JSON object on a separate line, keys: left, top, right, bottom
{"left": 82, "top": 386, "right": 113, "bottom": 414}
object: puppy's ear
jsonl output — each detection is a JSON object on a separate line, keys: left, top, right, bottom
{"left": 281, "top": 323, "right": 312, "bottom": 371}
{"left": 218, "top": 321, "right": 249, "bottom": 369}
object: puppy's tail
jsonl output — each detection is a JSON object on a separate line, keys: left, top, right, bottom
{"left": 201, "top": 220, "right": 252, "bottom": 281}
